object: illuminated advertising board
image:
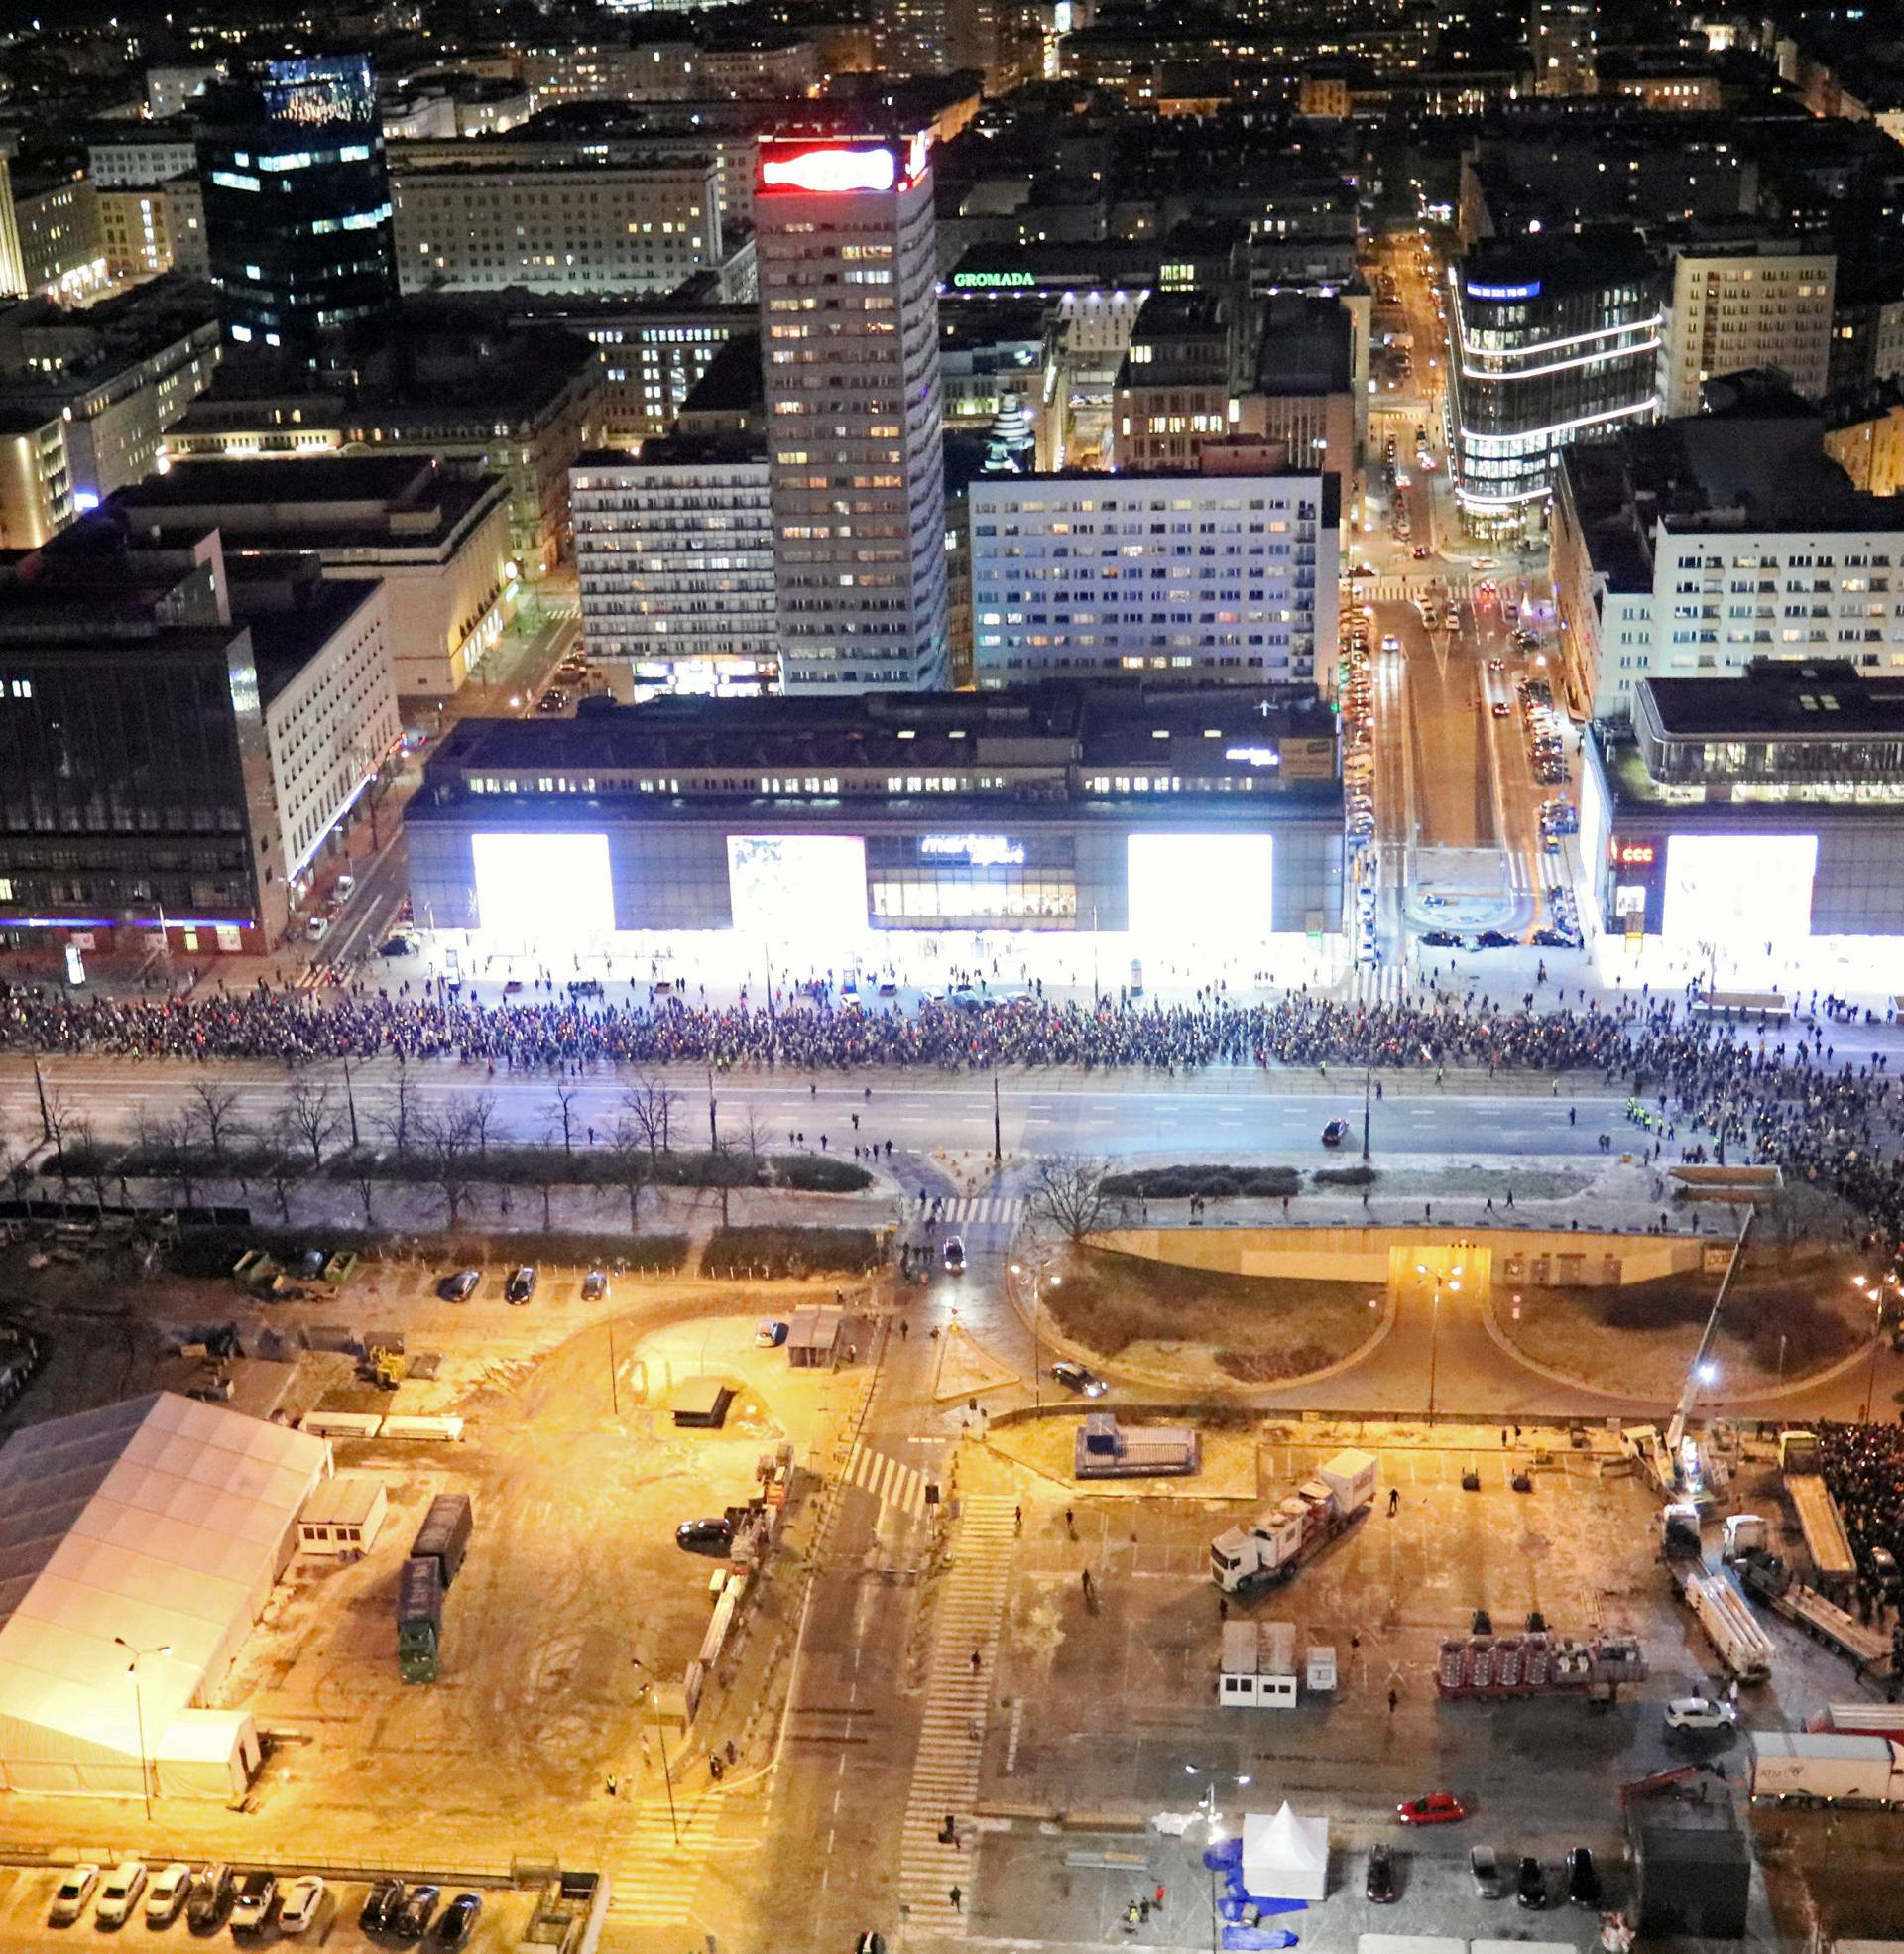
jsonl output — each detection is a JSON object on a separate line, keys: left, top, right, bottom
{"left": 759, "top": 132, "right": 928, "bottom": 196}
{"left": 919, "top": 834, "right": 1026, "bottom": 867}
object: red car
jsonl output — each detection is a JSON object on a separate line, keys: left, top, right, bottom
{"left": 1397, "top": 1792, "right": 1468, "bottom": 1826}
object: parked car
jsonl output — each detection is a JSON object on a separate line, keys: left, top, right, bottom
{"left": 146, "top": 1865, "right": 194, "bottom": 1928}
{"left": 230, "top": 1872, "right": 278, "bottom": 1938}
{"left": 50, "top": 1866, "right": 100, "bottom": 1927}
{"left": 1516, "top": 1856, "right": 1547, "bottom": 1908}
{"left": 1565, "top": 1847, "right": 1601, "bottom": 1907}
{"left": 185, "top": 1866, "right": 235, "bottom": 1935}
{"left": 432, "top": 1895, "right": 483, "bottom": 1950}
{"left": 1665, "top": 1695, "right": 1733, "bottom": 1732}
{"left": 505, "top": 1264, "right": 537, "bottom": 1305}
{"left": 1050, "top": 1359, "right": 1108, "bottom": 1398}
{"left": 1397, "top": 1791, "right": 1467, "bottom": 1825}
{"left": 1475, "top": 930, "right": 1516, "bottom": 949}
{"left": 581, "top": 1269, "right": 608, "bottom": 1302}
{"left": 394, "top": 1887, "right": 441, "bottom": 1941}
{"left": 278, "top": 1879, "right": 326, "bottom": 1935}
{"left": 1421, "top": 928, "right": 1464, "bottom": 948}
{"left": 942, "top": 1235, "right": 966, "bottom": 1274}
{"left": 1469, "top": 1846, "right": 1506, "bottom": 1899}
{"left": 1366, "top": 1847, "right": 1398, "bottom": 1903}
{"left": 438, "top": 1269, "right": 481, "bottom": 1302}
{"left": 360, "top": 1880, "right": 406, "bottom": 1934}
{"left": 1321, "top": 1118, "right": 1351, "bottom": 1147}
{"left": 676, "top": 1517, "right": 737, "bottom": 1555}
{"left": 756, "top": 1319, "right": 788, "bottom": 1347}
{"left": 96, "top": 1864, "right": 147, "bottom": 1929}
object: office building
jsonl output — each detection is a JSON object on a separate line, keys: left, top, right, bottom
{"left": 1448, "top": 235, "right": 1663, "bottom": 539}
{"left": 108, "top": 454, "right": 515, "bottom": 700}
{"left": 1112, "top": 293, "right": 1246, "bottom": 472}
{"left": 1822, "top": 383, "right": 1904, "bottom": 496}
{"left": 197, "top": 55, "right": 397, "bottom": 354}
{"left": 572, "top": 442, "right": 776, "bottom": 699}
{"left": 390, "top": 152, "right": 720, "bottom": 297}
{"left": 1550, "top": 373, "right": 1904, "bottom": 721}
{"left": 970, "top": 472, "right": 1338, "bottom": 690}
{"left": 405, "top": 683, "right": 1345, "bottom": 954}
{"left": 757, "top": 132, "right": 949, "bottom": 692}
{"left": 146, "top": 63, "right": 221, "bottom": 121}
{"left": 0, "top": 279, "right": 222, "bottom": 550}
{"left": 1531, "top": 0, "right": 1598, "bottom": 96}
{"left": 12, "top": 172, "right": 107, "bottom": 306}
{"left": 165, "top": 316, "right": 602, "bottom": 574}
{"left": 876, "top": 0, "right": 1042, "bottom": 94}
{"left": 0, "top": 529, "right": 393, "bottom": 956}
{"left": 698, "top": 37, "right": 821, "bottom": 99}
{"left": 1580, "top": 661, "right": 1904, "bottom": 946}
{"left": 1659, "top": 233, "right": 1835, "bottom": 417}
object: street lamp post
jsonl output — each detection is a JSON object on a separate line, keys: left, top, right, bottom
{"left": 1011, "top": 1257, "right": 1061, "bottom": 1408}
{"left": 1415, "top": 1263, "right": 1460, "bottom": 1422}
{"left": 1856, "top": 1275, "right": 1887, "bottom": 1422}
{"left": 1362, "top": 1065, "right": 1372, "bottom": 1163}
{"left": 628, "top": 1652, "right": 680, "bottom": 1844}
{"left": 113, "top": 1636, "right": 170, "bottom": 1821}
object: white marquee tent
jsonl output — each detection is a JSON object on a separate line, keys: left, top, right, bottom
{"left": 1242, "top": 1802, "right": 1331, "bottom": 1902}
{"left": 0, "top": 1392, "right": 328, "bottom": 1800}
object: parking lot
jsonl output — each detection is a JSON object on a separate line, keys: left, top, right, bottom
{"left": 959, "top": 1426, "right": 1877, "bottom": 1947}
{"left": 0, "top": 1867, "right": 539, "bottom": 1954}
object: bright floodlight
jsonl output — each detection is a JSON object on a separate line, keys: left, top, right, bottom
{"left": 472, "top": 831, "right": 614, "bottom": 943}
{"left": 728, "top": 835, "right": 868, "bottom": 942}
{"left": 1697, "top": 1361, "right": 1718, "bottom": 1385}
{"left": 1127, "top": 834, "right": 1273, "bottom": 948}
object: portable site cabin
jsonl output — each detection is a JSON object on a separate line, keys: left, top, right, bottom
{"left": 296, "top": 1473, "right": 388, "bottom": 1555}
{"left": 0, "top": 1392, "right": 328, "bottom": 1799}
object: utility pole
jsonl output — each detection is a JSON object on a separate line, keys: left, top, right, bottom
{"left": 993, "top": 1073, "right": 1003, "bottom": 1164}
{"left": 341, "top": 1055, "right": 361, "bottom": 1149}
{"left": 707, "top": 1067, "right": 718, "bottom": 1149}
{"left": 1362, "top": 1065, "right": 1372, "bottom": 1163}
{"left": 32, "top": 1056, "right": 51, "bottom": 1142}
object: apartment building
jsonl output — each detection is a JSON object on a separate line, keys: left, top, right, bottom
{"left": 970, "top": 471, "right": 1340, "bottom": 690}
{"left": 1659, "top": 233, "right": 1836, "bottom": 417}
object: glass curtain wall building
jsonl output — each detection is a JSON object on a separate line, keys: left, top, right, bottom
{"left": 197, "top": 55, "right": 397, "bottom": 357}
{"left": 1448, "top": 235, "right": 1662, "bottom": 540}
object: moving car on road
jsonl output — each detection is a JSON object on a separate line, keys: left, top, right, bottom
{"left": 1051, "top": 1360, "right": 1108, "bottom": 1398}
{"left": 1665, "top": 1695, "right": 1734, "bottom": 1732}
{"left": 1321, "top": 1118, "right": 1351, "bottom": 1147}
{"left": 942, "top": 1236, "right": 966, "bottom": 1274}
{"left": 676, "top": 1517, "right": 737, "bottom": 1555}
{"left": 1421, "top": 928, "right": 1464, "bottom": 948}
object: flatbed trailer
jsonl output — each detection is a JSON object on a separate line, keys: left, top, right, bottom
{"left": 1786, "top": 1471, "right": 1858, "bottom": 1585}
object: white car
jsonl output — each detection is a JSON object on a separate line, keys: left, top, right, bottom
{"left": 145, "top": 1864, "right": 194, "bottom": 1928}
{"left": 50, "top": 1866, "right": 100, "bottom": 1927}
{"left": 278, "top": 1878, "right": 326, "bottom": 1936}
{"left": 95, "top": 1863, "right": 147, "bottom": 1927}
{"left": 1665, "top": 1695, "right": 1734, "bottom": 1732}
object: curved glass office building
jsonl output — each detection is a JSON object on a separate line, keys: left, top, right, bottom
{"left": 1449, "top": 234, "right": 1662, "bottom": 540}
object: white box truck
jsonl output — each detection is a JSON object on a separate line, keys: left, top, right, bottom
{"left": 1212, "top": 1449, "right": 1377, "bottom": 1596}
{"left": 1748, "top": 1731, "right": 1904, "bottom": 1807}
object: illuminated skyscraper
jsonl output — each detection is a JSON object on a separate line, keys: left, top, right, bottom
{"left": 198, "top": 55, "right": 396, "bottom": 356}
{"left": 756, "top": 133, "right": 949, "bottom": 692}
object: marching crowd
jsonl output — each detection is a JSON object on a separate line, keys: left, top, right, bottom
{"left": 1815, "top": 1421, "right": 1904, "bottom": 1602}
{"left": 2, "top": 976, "right": 1903, "bottom": 1259}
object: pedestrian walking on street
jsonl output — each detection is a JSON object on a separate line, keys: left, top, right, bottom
{"left": 1388, "top": 1487, "right": 1400, "bottom": 1517}
{"left": 1154, "top": 1886, "right": 1166, "bottom": 1913}
{"left": 1013, "top": 1504, "right": 1022, "bottom": 1534}
{"left": 949, "top": 1887, "right": 962, "bottom": 1915}
{"left": 972, "top": 1649, "right": 982, "bottom": 1675}
{"left": 1388, "top": 1687, "right": 1399, "bottom": 1714}
{"left": 606, "top": 1774, "right": 618, "bottom": 1797}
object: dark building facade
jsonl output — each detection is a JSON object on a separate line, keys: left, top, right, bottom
{"left": 198, "top": 55, "right": 397, "bottom": 356}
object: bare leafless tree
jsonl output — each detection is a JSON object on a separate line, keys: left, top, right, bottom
{"left": 186, "top": 1080, "right": 245, "bottom": 1161}
{"left": 467, "top": 1089, "right": 503, "bottom": 1157}
{"left": 546, "top": 1082, "right": 584, "bottom": 1156}
{"left": 606, "top": 1116, "right": 651, "bottom": 1230}
{"left": 416, "top": 1106, "right": 482, "bottom": 1226}
{"left": 530, "top": 1126, "right": 564, "bottom": 1230}
{"left": 285, "top": 1078, "right": 342, "bottom": 1168}
{"left": 377, "top": 1054, "right": 416, "bottom": 1154}
{"left": 624, "top": 1075, "right": 682, "bottom": 1159}
{"left": 1024, "top": 1154, "right": 1118, "bottom": 1243}
{"left": 64, "top": 1115, "right": 111, "bottom": 1214}
{"left": 350, "top": 1161, "right": 378, "bottom": 1227}
{"left": 160, "top": 1114, "right": 199, "bottom": 1211}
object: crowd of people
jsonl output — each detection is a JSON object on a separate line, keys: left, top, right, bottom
{"left": 4, "top": 970, "right": 1904, "bottom": 1266}
{"left": 1814, "top": 1422, "right": 1904, "bottom": 1608}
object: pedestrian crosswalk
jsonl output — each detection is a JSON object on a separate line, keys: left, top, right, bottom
{"left": 897, "top": 1494, "right": 1018, "bottom": 1937}
{"left": 598, "top": 1783, "right": 724, "bottom": 1942}
{"left": 842, "top": 1439, "right": 929, "bottom": 1519}
{"left": 938, "top": 1194, "right": 1024, "bottom": 1229}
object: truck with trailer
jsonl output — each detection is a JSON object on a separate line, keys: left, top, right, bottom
{"left": 1733, "top": 1548, "right": 1892, "bottom": 1678}
{"left": 397, "top": 1555, "right": 443, "bottom": 1683}
{"left": 1778, "top": 1429, "right": 1858, "bottom": 1588}
{"left": 1211, "top": 1449, "right": 1375, "bottom": 1595}
{"left": 1748, "top": 1730, "right": 1904, "bottom": 1808}
{"left": 410, "top": 1493, "right": 473, "bottom": 1587}
{"left": 1675, "top": 1567, "right": 1775, "bottom": 1683}
{"left": 1076, "top": 1411, "right": 1200, "bottom": 1480}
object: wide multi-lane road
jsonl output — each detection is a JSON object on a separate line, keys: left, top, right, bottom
{"left": 0, "top": 1053, "right": 1632, "bottom": 1163}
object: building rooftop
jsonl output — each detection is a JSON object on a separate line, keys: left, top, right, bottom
{"left": 1641, "top": 660, "right": 1904, "bottom": 739}
{"left": 1459, "top": 230, "right": 1658, "bottom": 302}
{"left": 574, "top": 433, "right": 766, "bottom": 471}
{"left": 677, "top": 333, "right": 762, "bottom": 417}
{"left": 1255, "top": 293, "right": 1353, "bottom": 397}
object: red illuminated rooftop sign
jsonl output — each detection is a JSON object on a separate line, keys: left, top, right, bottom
{"left": 761, "top": 146, "right": 897, "bottom": 194}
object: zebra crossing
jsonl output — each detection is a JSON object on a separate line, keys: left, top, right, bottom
{"left": 841, "top": 1438, "right": 930, "bottom": 1519}
{"left": 597, "top": 1782, "right": 724, "bottom": 1943}
{"left": 937, "top": 1194, "right": 1024, "bottom": 1229}
{"left": 896, "top": 1494, "right": 1018, "bottom": 1937}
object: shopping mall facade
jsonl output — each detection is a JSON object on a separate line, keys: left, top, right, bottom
{"left": 405, "top": 683, "right": 1347, "bottom": 975}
